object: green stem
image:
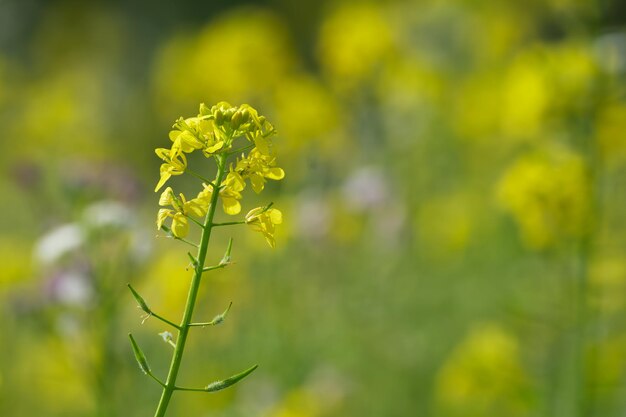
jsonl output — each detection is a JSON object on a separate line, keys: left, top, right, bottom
{"left": 150, "top": 312, "right": 181, "bottom": 330}
{"left": 227, "top": 143, "right": 254, "bottom": 157}
{"left": 186, "top": 168, "right": 214, "bottom": 185}
{"left": 153, "top": 154, "right": 227, "bottom": 417}
{"left": 212, "top": 221, "right": 245, "bottom": 227}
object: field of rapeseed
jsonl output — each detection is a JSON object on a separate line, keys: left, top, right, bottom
{"left": 0, "top": 1, "right": 625, "bottom": 416}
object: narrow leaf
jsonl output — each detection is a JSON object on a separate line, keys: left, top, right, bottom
{"left": 127, "top": 284, "right": 151, "bottom": 314}
{"left": 205, "top": 364, "right": 258, "bottom": 392}
{"left": 128, "top": 333, "right": 151, "bottom": 375}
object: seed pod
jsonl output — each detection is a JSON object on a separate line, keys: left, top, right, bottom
{"left": 128, "top": 284, "right": 151, "bottom": 314}
{"left": 205, "top": 364, "right": 258, "bottom": 392}
{"left": 128, "top": 333, "right": 151, "bottom": 375}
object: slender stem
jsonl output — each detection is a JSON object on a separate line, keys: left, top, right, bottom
{"left": 186, "top": 168, "right": 214, "bottom": 185}
{"left": 174, "top": 386, "right": 208, "bottom": 392}
{"left": 187, "top": 215, "right": 204, "bottom": 228}
{"left": 212, "top": 221, "right": 245, "bottom": 227}
{"left": 150, "top": 313, "right": 181, "bottom": 330}
{"left": 148, "top": 372, "right": 167, "bottom": 388}
{"left": 153, "top": 154, "right": 227, "bottom": 417}
{"left": 171, "top": 236, "right": 198, "bottom": 248}
{"left": 227, "top": 143, "right": 254, "bottom": 157}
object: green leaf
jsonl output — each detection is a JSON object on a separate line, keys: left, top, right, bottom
{"left": 128, "top": 333, "right": 151, "bottom": 375}
{"left": 205, "top": 364, "right": 258, "bottom": 392}
{"left": 127, "top": 284, "right": 151, "bottom": 314}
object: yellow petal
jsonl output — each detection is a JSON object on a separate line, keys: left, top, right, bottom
{"left": 168, "top": 130, "right": 181, "bottom": 142}
{"left": 245, "top": 207, "right": 263, "bottom": 222}
{"left": 250, "top": 174, "right": 265, "bottom": 194}
{"left": 155, "top": 169, "right": 172, "bottom": 192}
{"left": 254, "top": 137, "right": 271, "bottom": 156}
{"left": 159, "top": 187, "right": 174, "bottom": 206}
{"left": 222, "top": 197, "right": 241, "bottom": 215}
{"left": 205, "top": 141, "right": 224, "bottom": 154}
{"left": 264, "top": 234, "right": 276, "bottom": 248}
{"left": 185, "top": 198, "right": 208, "bottom": 218}
{"left": 171, "top": 213, "right": 189, "bottom": 238}
{"left": 155, "top": 148, "right": 171, "bottom": 161}
{"left": 268, "top": 209, "right": 283, "bottom": 224}
{"left": 266, "top": 167, "right": 285, "bottom": 180}
{"left": 226, "top": 172, "right": 246, "bottom": 192}
{"left": 156, "top": 209, "right": 173, "bottom": 229}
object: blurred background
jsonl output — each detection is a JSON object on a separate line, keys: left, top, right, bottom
{"left": 0, "top": 0, "right": 625, "bottom": 416}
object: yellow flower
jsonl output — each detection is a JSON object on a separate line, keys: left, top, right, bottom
{"left": 497, "top": 147, "right": 590, "bottom": 250}
{"left": 245, "top": 207, "right": 283, "bottom": 248}
{"left": 199, "top": 102, "right": 275, "bottom": 145}
{"left": 170, "top": 115, "right": 225, "bottom": 156}
{"left": 155, "top": 147, "right": 187, "bottom": 192}
{"left": 157, "top": 187, "right": 208, "bottom": 238}
{"left": 197, "top": 178, "right": 244, "bottom": 216}
{"left": 232, "top": 148, "right": 285, "bottom": 193}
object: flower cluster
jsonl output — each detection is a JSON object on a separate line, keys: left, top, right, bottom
{"left": 154, "top": 102, "right": 285, "bottom": 246}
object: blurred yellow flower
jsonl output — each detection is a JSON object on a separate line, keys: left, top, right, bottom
{"left": 317, "top": 3, "right": 394, "bottom": 90}
{"left": 595, "top": 102, "right": 626, "bottom": 166}
{"left": 273, "top": 74, "right": 343, "bottom": 154}
{"left": 152, "top": 10, "right": 294, "bottom": 115}
{"left": 435, "top": 324, "right": 531, "bottom": 417}
{"left": 497, "top": 146, "right": 590, "bottom": 250}
{"left": 501, "top": 52, "right": 550, "bottom": 138}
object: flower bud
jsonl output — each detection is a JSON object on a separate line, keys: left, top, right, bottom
{"left": 199, "top": 103, "right": 210, "bottom": 116}
{"left": 231, "top": 110, "right": 243, "bottom": 129}
{"left": 240, "top": 108, "right": 250, "bottom": 124}
{"left": 223, "top": 107, "right": 235, "bottom": 122}
{"left": 214, "top": 109, "right": 224, "bottom": 125}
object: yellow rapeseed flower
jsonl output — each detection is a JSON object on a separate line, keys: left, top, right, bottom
{"left": 157, "top": 187, "right": 208, "bottom": 238}
{"left": 497, "top": 147, "right": 590, "bottom": 250}
{"left": 170, "top": 115, "right": 224, "bottom": 155}
{"left": 245, "top": 207, "right": 283, "bottom": 248}
{"left": 155, "top": 147, "right": 187, "bottom": 192}
{"left": 230, "top": 148, "right": 285, "bottom": 194}
{"left": 196, "top": 179, "right": 244, "bottom": 216}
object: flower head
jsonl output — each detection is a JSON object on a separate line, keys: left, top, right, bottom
{"left": 153, "top": 103, "right": 284, "bottom": 246}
